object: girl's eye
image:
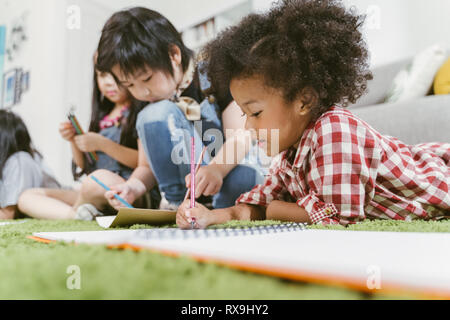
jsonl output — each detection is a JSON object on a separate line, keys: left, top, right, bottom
{"left": 126, "top": 84, "right": 134, "bottom": 88}
{"left": 143, "top": 76, "right": 152, "bottom": 82}
{"left": 251, "top": 111, "right": 262, "bottom": 118}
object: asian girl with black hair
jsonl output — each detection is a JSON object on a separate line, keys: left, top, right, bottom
{"left": 0, "top": 110, "right": 59, "bottom": 220}
{"left": 18, "top": 57, "right": 148, "bottom": 220}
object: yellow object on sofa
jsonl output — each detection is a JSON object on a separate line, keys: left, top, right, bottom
{"left": 434, "top": 58, "right": 450, "bottom": 95}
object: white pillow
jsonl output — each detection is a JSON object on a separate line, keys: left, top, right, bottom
{"left": 385, "top": 43, "right": 449, "bottom": 103}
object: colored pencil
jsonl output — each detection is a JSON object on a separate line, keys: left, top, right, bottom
{"left": 90, "top": 175, "right": 134, "bottom": 209}
{"left": 68, "top": 113, "right": 98, "bottom": 163}
{"left": 184, "top": 145, "right": 208, "bottom": 202}
{"left": 190, "top": 137, "right": 195, "bottom": 209}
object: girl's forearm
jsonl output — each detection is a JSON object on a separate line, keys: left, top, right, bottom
{"left": 125, "top": 140, "right": 157, "bottom": 200}
{"left": 70, "top": 141, "right": 85, "bottom": 170}
{"left": 266, "top": 200, "right": 312, "bottom": 224}
{"left": 209, "top": 204, "right": 266, "bottom": 225}
{"left": 99, "top": 139, "right": 138, "bottom": 169}
{"left": 128, "top": 166, "right": 157, "bottom": 198}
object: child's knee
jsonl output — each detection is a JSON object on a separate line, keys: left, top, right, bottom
{"left": 18, "top": 188, "right": 43, "bottom": 206}
{"left": 136, "top": 100, "right": 184, "bottom": 131}
{"left": 82, "top": 170, "right": 125, "bottom": 201}
{"left": 81, "top": 170, "right": 110, "bottom": 199}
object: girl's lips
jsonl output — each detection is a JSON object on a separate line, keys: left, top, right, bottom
{"left": 106, "top": 91, "right": 117, "bottom": 96}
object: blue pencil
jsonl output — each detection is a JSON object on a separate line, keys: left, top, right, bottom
{"left": 90, "top": 175, "right": 134, "bottom": 209}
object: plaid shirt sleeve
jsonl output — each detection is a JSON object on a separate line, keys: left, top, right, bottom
{"left": 297, "top": 114, "right": 382, "bottom": 226}
{"left": 236, "top": 156, "right": 287, "bottom": 208}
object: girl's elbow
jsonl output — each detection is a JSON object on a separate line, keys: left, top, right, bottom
{"left": 131, "top": 155, "right": 139, "bottom": 169}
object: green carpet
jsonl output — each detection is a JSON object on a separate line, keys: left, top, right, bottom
{"left": 1, "top": 218, "right": 450, "bottom": 300}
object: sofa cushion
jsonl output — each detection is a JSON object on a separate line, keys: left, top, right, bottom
{"left": 351, "top": 95, "right": 450, "bottom": 145}
{"left": 349, "top": 58, "right": 410, "bottom": 109}
{"left": 434, "top": 58, "right": 450, "bottom": 95}
{"left": 385, "top": 44, "right": 448, "bottom": 103}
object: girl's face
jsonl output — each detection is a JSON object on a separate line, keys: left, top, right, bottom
{"left": 96, "top": 70, "right": 129, "bottom": 104}
{"left": 111, "top": 47, "right": 184, "bottom": 103}
{"left": 230, "top": 75, "right": 313, "bottom": 157}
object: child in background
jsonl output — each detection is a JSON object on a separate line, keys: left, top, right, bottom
{"left": 96, "top": 7, "right": 266, "bottom": 212}
{"left": 177, "top": 0, "right": 450, "bottom": 229}
{"left": 0, "top": 110, "right": 60, "bottom": 220}
{"left": 18, "top": 60, "right": 148, "bottom": 220}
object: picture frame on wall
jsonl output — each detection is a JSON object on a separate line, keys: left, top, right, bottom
{"left": 1, "top": 68, "right": 29, "bottom": 109}
{"left": 2, "top": 69, "right": 17, "bottom": 109}
{"left": 21, "top": 70, "right": 29, "bottom": 92}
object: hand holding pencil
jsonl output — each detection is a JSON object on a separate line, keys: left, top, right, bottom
{"left": 182, "top": 142, "right": 225, "bottom": 229}
{"left": 67, "top": 112, "right": 98, "bottom": 164}
{"left": 184, "top": 145, "right": 223, "bottom": 199}
{"left": 181, "top": 140, "right": 209, "bottom": 229}
{"left": 176, "top": 141, "right": 217, "bottom": 230}
{"left": 59, "top": 121, "right": 77, "bottom": 141}
{"left": 176, "top": 200, "right": 212, "bottom": 230}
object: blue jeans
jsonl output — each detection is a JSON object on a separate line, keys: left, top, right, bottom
{"left": 136, "top": 99, "right": 265, "bottom": 209}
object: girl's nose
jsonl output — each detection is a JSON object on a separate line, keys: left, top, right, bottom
{"left": 133, "top": 86, "right": 151, "bottom": 101}
{"left": 104, "top": 73, "right": 115, "bottom": 83}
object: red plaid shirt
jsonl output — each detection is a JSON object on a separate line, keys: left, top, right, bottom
{"left": 237, "top": 106, "right": 450, "bottom": 226}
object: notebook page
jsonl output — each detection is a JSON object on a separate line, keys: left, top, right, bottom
{"left": 32, "top": 229, "right": 139, "bottom": 245}
{"left": 32, "top": 224, "right": 305, "bottom": 245}
{"left": 128, "top": 229, "right": 450, "bottom": 293}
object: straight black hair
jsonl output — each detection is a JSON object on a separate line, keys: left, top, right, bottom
{"left": 89, "top": 68, "right": 146, "bottom": 150}
{"left": 0, "top": 110, "right": 40, "bottom": 180}
{"left": 72, "top": 67, "right": 147, "bottom": 180}
{"left": 96, "top": 7, "right": 193, "bottom": 78}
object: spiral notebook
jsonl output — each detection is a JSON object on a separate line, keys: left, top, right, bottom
{"left": 30, "top": 224, "right": 450, "bottom": 299}
{"left": 31, "top": 224, "right": 305, "bottom": 244}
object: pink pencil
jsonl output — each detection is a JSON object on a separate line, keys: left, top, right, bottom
{"left": 190, "top": 137, "right": 195, "bottom": 209}
{"left": 184, "top": 145, "right": 208, "bottom": 202}
{"left": 186, "top": 141, "right": 207, "bottom": 229}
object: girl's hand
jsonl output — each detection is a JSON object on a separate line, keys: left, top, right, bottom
{"left": 177, "top": 200, "right": 212, "bottom": 229}
{"left": 74, "top": 133, "right": 105, "bottom": 153}
{"left": 105, "top": 183, "right": 136, "bottom": 210}
{"left": 185, "top": 164, "right": 224, "bottom": 198}
{"left": 59, "top": 122, "right": 76, "bottom": 141}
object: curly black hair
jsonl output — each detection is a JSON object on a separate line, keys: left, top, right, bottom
{"left": 202, "top": 0, "right": 373, "bottom": 120}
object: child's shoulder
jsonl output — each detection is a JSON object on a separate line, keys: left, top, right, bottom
{"left": 314, "top": 106, "right": 359, "bottom": 128}
{"left": 270, "top": 106, "right": 380, "bottom": 172}
{"left": 297, "top": 105, "right": 382, "bottom": 158}
{"left": 5, "top": 152, "right": 36, "bottom": 167}
{"left": 311, "top": 106, "right": 378, "bottom": 141}
{"left": 1, "top": 152, "right": 41, "bottom": 182}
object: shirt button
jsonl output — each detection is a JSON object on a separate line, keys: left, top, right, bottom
{"left": 208, "top": 95, "right": 216, "bottom": 104}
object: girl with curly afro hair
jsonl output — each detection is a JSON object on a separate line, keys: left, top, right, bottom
{"left": 177, "top": 0, "right": 450, "bottom": 228}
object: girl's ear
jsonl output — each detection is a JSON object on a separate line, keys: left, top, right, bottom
{"left": 296, "top": 87, "right": 319, "bottom": 115}
{"left": 169, "top": 44, "right": 182, "bottom": 66}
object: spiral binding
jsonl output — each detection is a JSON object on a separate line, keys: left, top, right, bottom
{"left": 134, "top": 223, "right": 307, "bottom": 240}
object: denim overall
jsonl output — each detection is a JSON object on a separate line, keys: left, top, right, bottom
{"left": 85, "top": 111, "right": 134, "bottom": 180}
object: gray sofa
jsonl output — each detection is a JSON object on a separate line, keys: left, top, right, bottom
{"left": 348, "top": 58, "right": 450, "bottom": 145}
